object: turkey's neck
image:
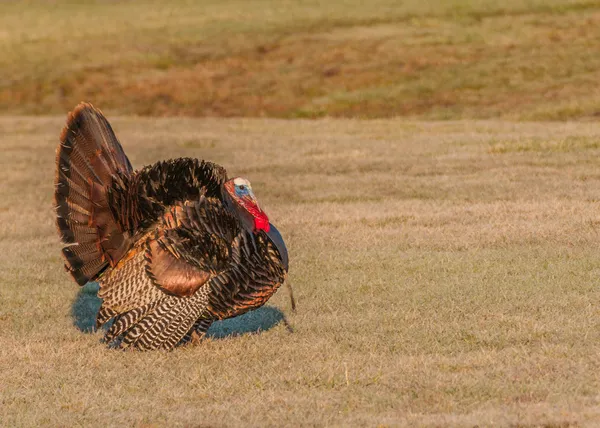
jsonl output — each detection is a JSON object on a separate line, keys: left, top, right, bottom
{"left": 222, "top": 186, "right": 261, "bottom": 233}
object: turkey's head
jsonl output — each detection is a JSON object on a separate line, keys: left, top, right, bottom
{"left": 223, "top": 177, "right": 289, "bottom": 272}
{"left": 223, "top": 177, "right": 270, "bottom": 233}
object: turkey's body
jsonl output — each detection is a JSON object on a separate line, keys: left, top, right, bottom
{"left": 54, "top": 103, "right": 288, "bottom": 350}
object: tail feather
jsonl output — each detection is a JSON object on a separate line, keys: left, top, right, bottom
{"left": 55, "top": 103, "right": 134, "bottom": 285}
{"left": 62, "top": 243, "right": 103, "bottom": 267}
{"left": 58, "top": 202, "right": 91, "bottom": 226}
{"left": 55, "top": 173, "right": 91, "bottom": 202}
{"left": 60, "top": 104, "right": 132, "bottom": 182}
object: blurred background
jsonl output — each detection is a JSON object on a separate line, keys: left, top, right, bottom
{"left": 1, "top": 0, "right": 599, "bottom": 120}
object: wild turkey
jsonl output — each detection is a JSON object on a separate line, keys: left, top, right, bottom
{"left": 54, "top": 103, "right": 289, "bottom": 350}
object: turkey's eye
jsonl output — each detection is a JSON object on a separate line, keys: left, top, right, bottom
{"left": 239, "top": 185, "right": 246, "bottom": 190}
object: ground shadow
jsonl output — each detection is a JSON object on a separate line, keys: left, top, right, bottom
{"left": 71, "top": 282, "right": 290, "bottom": 338}
{"left": 206, "top": 305, "right": 290, "bottom": 338}
{"left": 71, "top": 282, "right": 102, "bottom": 333}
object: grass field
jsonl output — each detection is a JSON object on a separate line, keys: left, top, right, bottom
{"left": 1, "top": 115, "right": 600, "bottom": 425}
{"left": 2, "top": 0, "right": 600, "bottom": 119}
{"left": 3, "top": 0, "right": 600, "bottom": 425}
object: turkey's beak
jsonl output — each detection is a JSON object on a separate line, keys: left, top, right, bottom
{"left": 242, "top": 191, "right": 262, "bottom": 212}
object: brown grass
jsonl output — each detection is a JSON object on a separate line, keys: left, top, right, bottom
{"left": 2, "top": 0, "right": 600, "bottom": 119}
{"left": 2, "top": 115, "right": 600, "bottom": 425}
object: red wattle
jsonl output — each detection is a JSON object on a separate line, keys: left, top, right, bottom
{"left": 254, "top": 214, "right": 270, "bottom": 232}
{"left": 236, "top": 192, "right": 270, "bottom": 232}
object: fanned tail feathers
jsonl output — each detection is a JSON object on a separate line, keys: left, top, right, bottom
{"left": 55, "top": 103, "right": 133, "bottom": 285}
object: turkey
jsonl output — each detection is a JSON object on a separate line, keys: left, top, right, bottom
{"left": 54, "top": 103, "right": 289, "bottom": 350}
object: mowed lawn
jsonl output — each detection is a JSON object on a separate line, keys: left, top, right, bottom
{"left": 1, "top": 116, "right": 600, "bottom": 425}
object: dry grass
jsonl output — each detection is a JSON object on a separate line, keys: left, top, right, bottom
{"left": 2, "top": 0, "right": 600, "bottom": 119}
{"left": 2, "top": 115, "right": 600, "bottom": 426}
